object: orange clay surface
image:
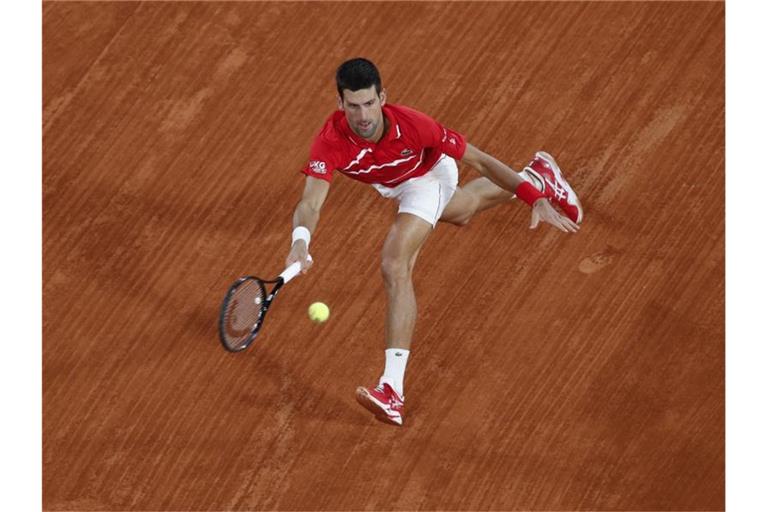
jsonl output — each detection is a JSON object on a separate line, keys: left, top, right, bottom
{"left": 44, "top": 2, "right": 724, "bottom": 510}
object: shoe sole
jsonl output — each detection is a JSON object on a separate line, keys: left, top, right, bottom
{"left": 355, "top": 387, "right": 403, "bottom": 426}
{"left": 534, "top": 151, "right": 584, "bottom": 223}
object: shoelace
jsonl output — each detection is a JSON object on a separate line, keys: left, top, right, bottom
{"left": 534, "top": 158, "right": 570, "bottom": 200}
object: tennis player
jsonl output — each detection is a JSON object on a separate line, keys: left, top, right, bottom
{"left": 286, "top": 58, "right": 582, "bottom": 425}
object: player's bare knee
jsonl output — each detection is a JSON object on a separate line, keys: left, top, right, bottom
{"left": 381, "top": 256, "right": 411, "bottom": 286}
{"left": 442, "top": 213, "right": 471, "bottom": 227}
{"left": 453, "top": 215, "right": 471, "bottom": 227}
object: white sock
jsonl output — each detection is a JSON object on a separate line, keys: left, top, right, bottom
{"left": 379, "top": 348, "right": 410, "bottom": 397}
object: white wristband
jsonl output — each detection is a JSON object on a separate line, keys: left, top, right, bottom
{"left": 291, "top": 226, "right": 311, "bottom": 248}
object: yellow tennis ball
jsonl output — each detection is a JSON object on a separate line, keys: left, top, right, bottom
{"left": 308, "top": 302, "right": 330, "bottom": 323}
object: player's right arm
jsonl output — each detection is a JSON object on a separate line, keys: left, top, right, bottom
{"left": 286, "top": 176, "right": 330, "bottom": 273}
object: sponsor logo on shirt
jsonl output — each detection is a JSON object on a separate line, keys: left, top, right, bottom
{"left": 309, "top": 160, "right": 327, "bottom": 174}
{"left": 400, "top": 148, "right": 413, "bottom": 157}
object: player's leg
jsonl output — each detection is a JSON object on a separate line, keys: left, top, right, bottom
{"left": 358, "top": 167, "right": 454, "bottom": 425}
{"left": 355, "top": 212, "right": 431, "bottom": 426}
{"left": 439, "top": 178, "right": 517, "bottom": 226}
{"left": 380, "top": 212, "right": 432, "bottom": 351}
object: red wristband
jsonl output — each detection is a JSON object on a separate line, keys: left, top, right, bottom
{"left": 515, "top": 181, "right": 546, "bottom": 207}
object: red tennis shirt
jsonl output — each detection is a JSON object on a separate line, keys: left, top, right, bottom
{"left": 301, "top": 104, "right": 467, "bottom": 188}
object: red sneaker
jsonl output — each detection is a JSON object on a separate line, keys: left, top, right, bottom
{"left": 523, "top": 151, "right": 583, "bottom": 223}
{"left": 355, "top": 383, "right": 404, "bottom": 426}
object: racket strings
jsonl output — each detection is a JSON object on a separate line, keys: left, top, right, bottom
{"left": 222, "top": 279, "right": 266, "bottom": 349}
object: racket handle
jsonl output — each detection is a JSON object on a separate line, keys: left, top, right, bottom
{"left": 280, "top": 255, "right": 312, "bottom": 284}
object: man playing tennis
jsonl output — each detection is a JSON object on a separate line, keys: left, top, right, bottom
{"left": 286, "top": 58, "right": 582, "bottom": 426}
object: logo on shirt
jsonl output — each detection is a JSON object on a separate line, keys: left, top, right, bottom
{"left": 400, "top": 148, "right": 413, "bottom": 157}
{"left": 309, "top": 160, "right": 327, "bottom": 174}
{"left": 448, "top": 137, "right": 457, "bottom": 145}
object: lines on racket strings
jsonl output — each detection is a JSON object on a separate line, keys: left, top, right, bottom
{"left": 219, "top": 275, "right": 287, "bottom": 352}
{"left": 221, "top": 278, "right": 266, "bottom": 350}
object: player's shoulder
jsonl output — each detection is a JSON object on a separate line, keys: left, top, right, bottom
{"left": 307, "top": 111, "right": 350, "bottom": 167}
{"left": 387, "top": 104, "right": 441, "bottom": 137}
{"left": 312, "top": 110, "right": 346, "bottom": 146}
{"left": 387, "top": 103, "right": 436, "bottom": 124}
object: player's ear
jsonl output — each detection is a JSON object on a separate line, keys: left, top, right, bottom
{"left": 380, "top": 88, "right": 387, "bottom": 106}
{"left": 336, "top": 94, "right": 343, "bottom": 110}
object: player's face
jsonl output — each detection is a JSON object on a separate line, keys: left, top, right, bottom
{"left": 338, "top": 86, "right": 387, "bottom": 141}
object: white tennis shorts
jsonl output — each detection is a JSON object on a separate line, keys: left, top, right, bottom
{"left": 371, "top": 155, "right": 459, "bottom": 227}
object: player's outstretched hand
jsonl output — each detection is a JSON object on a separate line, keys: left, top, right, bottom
{"left": 530, "top": 199, "right": 580, "bottom": 233}
{"left": 286, "top": 240, "right": 313, "bottom": 274}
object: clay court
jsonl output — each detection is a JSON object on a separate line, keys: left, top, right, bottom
{"left": 43, "top": 1, "right": 724, "bottom": 510}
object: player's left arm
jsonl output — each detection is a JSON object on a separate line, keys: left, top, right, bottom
{"left": 461, "top": 143, "right": 526, "bottom": 192}
{"left": 461, "top": 143, "right": 579, "bottom": 232}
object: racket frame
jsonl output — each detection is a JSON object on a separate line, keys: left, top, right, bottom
{"left": 218, "top": 275, "right": 285, "bottom": 352}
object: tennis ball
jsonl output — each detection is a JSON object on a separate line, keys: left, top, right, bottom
{"left": 308, "top": 302, "right": 330, "bottom": 323}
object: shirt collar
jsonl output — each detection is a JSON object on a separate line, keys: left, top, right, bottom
{"left": 383, "top": 105, "right": 402, "bottom": 142}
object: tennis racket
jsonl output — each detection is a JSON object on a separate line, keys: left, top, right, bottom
{"left": 218, "top": 258, "right": 309, "bottom": 352}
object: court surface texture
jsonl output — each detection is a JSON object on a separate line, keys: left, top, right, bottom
{"left": 44, "top": 2, "right": 724, "bottom": 510}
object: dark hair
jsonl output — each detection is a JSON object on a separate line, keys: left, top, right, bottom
{"left": 335, "top": 58, "right": 382, "bottom": 100}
